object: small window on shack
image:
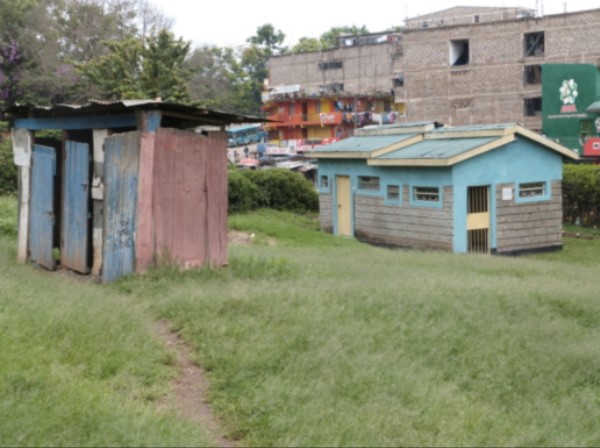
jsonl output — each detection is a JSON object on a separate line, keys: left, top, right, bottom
{"left": 387, "top": 185, "right": 400, "bottom": 201}
{"left": 524, "top": 32, "right": 544, "bottom": 57}
{"left": 519, "top": 182, "right": 545, "bottom": 198}
{"left": 414, "top": 186, "right": 440, "bottom": 202}
{"left": 320, "top": 175, "right": 329, "bottom": 189}
{"left": 358, "top": 176, "right": 380, "bottom": 191}
{"left": 450, "top": 39, "right": 469, "bottom": 66}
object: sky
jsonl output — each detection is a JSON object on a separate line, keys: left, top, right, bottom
{"left": 149, "top": 0, "right": 598, "bottom": 49}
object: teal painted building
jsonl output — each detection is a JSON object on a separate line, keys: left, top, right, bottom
{"left": 542, "top": 64, "right": 600, "bottom": 157}
{"left": 312, "top": 122, "right": 578, "bottom": 254}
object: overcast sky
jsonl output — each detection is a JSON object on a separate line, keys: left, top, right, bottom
{"left": 149, "top": 0, "right": 598, "bottom": 48}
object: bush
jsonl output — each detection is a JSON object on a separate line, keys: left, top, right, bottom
{"left": 228, "top": 168, "right": 318, "bottom": 214}
{"left": 228, "top": 169, "right": 265, "bottom": 213}
{"left": 563, "top": 163, "right": 600, "bottom": 226}
{"left": 0, "top": 138, "right": 17, "bottom": 195}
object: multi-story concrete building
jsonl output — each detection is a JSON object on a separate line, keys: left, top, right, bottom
{"left": 264, "top": 6, "right": 600, "bottom": 148}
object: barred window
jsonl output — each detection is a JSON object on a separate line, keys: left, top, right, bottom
{"left": 414, "top": 186, "right": 440, "bottom": 202}
{"left": 358, "top": 176, "right": 380, "bottom": 190}
{"left": 387, "top": 185, "right": 400, "bottom": 201}
{"left": 519, "top": 182, "right": 545, "bottom": 198}
{"left": 320, "top": 175, "right": 329, "bottom": 189}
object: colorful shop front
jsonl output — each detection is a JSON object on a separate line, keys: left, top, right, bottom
{"left": 312, "top": 122, "right": 578, "bottom": 254}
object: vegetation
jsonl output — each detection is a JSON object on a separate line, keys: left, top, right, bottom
{"left": 563, "top": 163, "right": 600, "bottom": 226}
{"left": 2, "top": 195, "right": 600, "bottom": 446}
{"left": 0, "top": 139, "right": 17, "bottom": 196}
{"left": 228, "top": 168, "right": 319, "bottom": 214}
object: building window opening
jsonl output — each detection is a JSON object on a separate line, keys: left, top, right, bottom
{"left": 358, "top": 176, "right": 380, "bottom": 191}
{"left": 320, "top": 175, "right": 329, "bottom": 189}
{"left": 524, "top": 97, "right": 542, "bottom": 116}
{"left": 393, "top": 74, "right": 404, "bottom": 87}
{"left": 524, "top": 65, "right": 542, "bottom": 85}
{"left": 450, "top": 39, "right": 469, "bottom": 66}
{"left": 414, "top": 186, "right": 440, "bottom": 202}
{"left": 524, "top": 32, "right": 544, "bottom": 57}
{"left": 318, "top": 60, "right": 343, "bottom": 70}
{"left": 387, "top": 185, "right": 400, "bottom": 201}
{"left": 519, "top": 182, "right": 545, "bottom": 198}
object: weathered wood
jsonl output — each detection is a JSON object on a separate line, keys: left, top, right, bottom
{"left": 355, "top": 223, "right": 453, "bottom": 243}
{"left": 152, "top": 128, "right": 228, "bottom": 269}
{"left": 135, "top": 132, "right": 156, "bottom": 273}
{"left": 91, "top": 129, "right": 108, "bottom": 277}
{"left": 206, "top": 132, "right": 228, "bottom": 267}
{"left": 14, "top": 114, "right": 137, "bottom": 131}
{"left": 61, "top": 141, "right": 91, "bottom": 274}
{"left": 103, "top": 132, "right": 140, "bottom": 282}
{"left": 13, "top": 129, "right": 33, "bottom": 263}
{"left": 29, "top": 145, "right": 56, "bottom": 270}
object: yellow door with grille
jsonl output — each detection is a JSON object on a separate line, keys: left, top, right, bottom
{"left": 336, "top": 176, "right": 352, "bottom": 236}
{"left": 467, "top": 186, "right": 490, "bottom": 253}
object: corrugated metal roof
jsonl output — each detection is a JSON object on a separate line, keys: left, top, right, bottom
{"left": 317, "top": 134, "right": 418, "bottom": 153}
{"left": 378, "top": 137, "right": 497, "bottom": 159}
{"left": 430, "top": 123, "right": 515, "bottom": 134}
{"left": 2, "top": 99, "right": 262, "bottom": 126}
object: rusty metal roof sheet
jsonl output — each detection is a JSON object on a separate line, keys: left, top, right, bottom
{"left": 2, "top": 99, "right": 263, "bottom": 127}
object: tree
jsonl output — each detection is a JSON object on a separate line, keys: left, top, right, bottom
{"left": 319, "top": 25, "right": 369, "bottom": 50}
{"left": 290, "top": 37, "right": 322, "bottom": 54}
{"left": 238, "top": 24, "right": 287, "bottom": 115}
{"left": 0, "top": 0, "right": 175, "bottom": 106}
{"left": 77, "top": 30, "right": 192, "bottom": 102}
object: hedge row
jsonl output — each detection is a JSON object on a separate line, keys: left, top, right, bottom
{"left": 0, "top": 139, "right": 17, "bottom": 196}
{"left": 563, "top": 163, "right": 600, "bottom": 227}
{"left": 228, "top": 168, "right": 319, "bottom": 214}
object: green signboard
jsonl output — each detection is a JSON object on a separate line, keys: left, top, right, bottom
{"left": 542, "top": 64, "right": 600, "bottom": 155}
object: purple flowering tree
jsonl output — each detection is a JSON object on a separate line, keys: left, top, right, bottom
{"left": 0, "top": 40, "right": 23, "bottom": 105}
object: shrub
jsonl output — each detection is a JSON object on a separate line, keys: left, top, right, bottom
{"left": 563, "top": 163, "right": 600, "bottom": 226}
{"left": 228, "top": 169, "right": 265, "bottom": 213}
{"left": 232, "top": 168, "right": 318, "bottom": 213}
{"left": 0, "top": 138, "right": 17, "bottom": 195}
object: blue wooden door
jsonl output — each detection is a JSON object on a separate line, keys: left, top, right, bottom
{"left": 102, "top": 132, "right": 140, "bottom": 282}
{"left": 61, "top": 140, "right": 90, "bottom": 273}
{"left": 29, "top": 144, "right": 56, "bottom": 270}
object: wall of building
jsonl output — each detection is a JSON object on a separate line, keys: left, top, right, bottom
{"left": 353, "top": 187, "right": 454, "bottom": 250}
{"left": 401, "top": 9, "right": 600, "bottom": 129}
{"left": 268, "top": 9, "right": 600, "bottom": 133}
{"left": 495, "top": 180, "right": 563, "bottom": 253}
{"left": 316, "top": 136, "right": 566, "bottom": 253}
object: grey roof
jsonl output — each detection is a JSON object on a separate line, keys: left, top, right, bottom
{"left": 378, "top": 137, "right": 497, "bottom": 159}
{"left": 2, "top": 99, "right": 262, "bottom": 126}
{"left": 316, "top": 134, "right": 417, "bottom": 153}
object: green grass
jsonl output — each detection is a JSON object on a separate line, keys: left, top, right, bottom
{"left": 2, "top": 200, "right": 600, "bottom": 446}
{"left": 0, "top": 239, "right": 217, "bottom": 446}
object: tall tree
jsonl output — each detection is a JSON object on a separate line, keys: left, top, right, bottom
{"left": 239, "top": 24, "right": 286, "bottom": 115}
{"left": 77, "top": 30, "right": 192, "bottom": 102}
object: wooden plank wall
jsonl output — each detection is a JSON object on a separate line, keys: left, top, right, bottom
{"left": 102, "top": 132, "right": 140, "bottom": 282}
{"left": 150, "top": 128, "right": 227, "bottom": 269}
{"left": 319, "top": 193, "right": 334, "bottom": 233}
{"left": 495, "top": 181, "right": 563, "bottom": 253}
{"left": 354, "top": 186, "right": 454, "bottom": 250}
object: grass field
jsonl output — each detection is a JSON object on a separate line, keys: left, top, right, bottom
{"left": 2, "top": 197, "right": 600, "bottom": 446}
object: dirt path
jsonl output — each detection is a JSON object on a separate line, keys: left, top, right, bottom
{"left": 153, "top": 321, "right": 237, "bottom": 448}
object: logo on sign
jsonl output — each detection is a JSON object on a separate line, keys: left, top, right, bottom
{"left": 559, "top": 79, "right": 578, "bottom": 113}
